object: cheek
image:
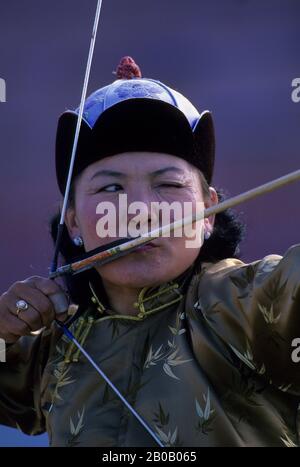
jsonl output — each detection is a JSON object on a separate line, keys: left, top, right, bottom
{"left": 168, "top": 235, "right": 201, "bottom": 260}
{"left": 164, "top": 189, "right": 201, "bottom": 204}
{"left": 76, "top": 199, "right": 105, "bottom": 245}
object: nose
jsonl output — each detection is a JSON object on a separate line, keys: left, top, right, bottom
{"left": 123, "top": 186, "right": 159, "bottom": 237}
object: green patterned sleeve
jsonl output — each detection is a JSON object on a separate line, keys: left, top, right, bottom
{"left": 197, "top": 244, "right": 300, "bottom": 395}
{"left": 0, "top": 330, "right": 51, "bottom": 435}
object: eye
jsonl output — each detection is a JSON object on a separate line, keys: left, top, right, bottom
{"left": 158, "top": 183, "right": 184, "bottom": 188}
{"left": 97, "top": 184, "right": 123, "bottom": 193}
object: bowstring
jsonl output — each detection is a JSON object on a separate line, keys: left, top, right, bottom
{"left": 51, "top": 0, "right": 104, "bottom": 274}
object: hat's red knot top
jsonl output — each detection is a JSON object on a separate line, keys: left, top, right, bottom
{"left": 115, "top": 56, "right": 142, "bottom": 79}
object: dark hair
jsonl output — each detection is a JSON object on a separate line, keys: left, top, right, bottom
{"left": 50, "top": 184, "right": 246, "bottom": 308}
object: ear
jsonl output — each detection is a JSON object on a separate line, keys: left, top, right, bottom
{"left": 204, "top": 187, "right": 218, "bottom": 232}
{"left": 64, "top": 205, "right": 81, "bottom": 241}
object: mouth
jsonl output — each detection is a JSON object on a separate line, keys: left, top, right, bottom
{"left": 131, "top": 242, "right": 159, "bottom": 253}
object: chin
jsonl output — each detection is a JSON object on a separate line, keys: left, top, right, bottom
{"left": 97, "top": 252, "right": 175, "bottom": 288}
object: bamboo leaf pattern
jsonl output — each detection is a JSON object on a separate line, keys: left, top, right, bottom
{"left": 143, "top": 344, "right": 164, "bottom": 368}
{"left": 195, "top": 387, "right": 215, "bottom": 435}
{"left": 70, "top": 407, "right": 85, "bottom": 436}
{"left": 69, "top": 418, "right": 75, "bottom": 435}
{"left": 229, "top": 342, "right": 256, "bottom": 371}
{"left": 203, "top": 390, "right": 211, "bottom": 421}
{"left": 194, "top": 299, "right": 222, "bottom": 316}
{"left": 263, "top": 276, "right": 288, "bottom": 303}
{"left": 167, "top": 340, "right": 176, "bottom": 349}
{"left": 163, "top": 363, "right": 180, "bottom": 380}
{"left": 230, "top": 338, "right": 272, "bottom": 377}
{"left": 257, "top": 363, "right": 266, "bottom": 375}
{"left": 195, "top": 398, "right": 204, "bottom": 418}
{"left": 52, "top": 364, "right": 76, "bottom": 402}
{"left": 143, "top": 310, "right": 192, "bottom": 380}
{"left": 153, "top": 402, "right": 170, "bottom": 426}
{"left": 222, "top": 371, "right": 263, "bottom": 415}
{"left": 258, "top": 303, "right": 281, "bottom": 324}
{"left": 186, "top": 299, "right": 202, "bottom": 320}
{"left": 162, "top": 347, "right": 193, "bottom": 378}
{"left": 67, "top": 407, "right": 85, "bottom": 446}
{"left": 55, "top": 344, "right": 66, "bottom": 357}
{"left": 168, "top": 313, "right": 187, "bottom": 336}
{"left": 144, "top": 342, "right": 192, "bottom": 380}
{"left": 168, "top": 326, "right": 178, "bottom": 336}
{"left": 154, "top": 425, "right": 178, "bottom": 447}
{"left": 170, "top": 427, "right": 178, "bottom": 445}
{"left": 278, "top": 383, "right": 292, "bottom": 392}
{"left": 280, "top": 431, "right": 297, "bottom": 447}
{"left": 48, "top": 343, "right": 68, "bottom": 367}
{"left": 166, "top": 348, "right": 192, "bottom": 367}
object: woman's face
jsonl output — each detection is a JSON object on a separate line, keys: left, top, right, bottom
{"left": 65, "top": 152, "right": 218, "bottom": 288}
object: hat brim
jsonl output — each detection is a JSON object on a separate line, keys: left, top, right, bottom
{"left": 56, "top": 98, "right": 214, "bottom": 194}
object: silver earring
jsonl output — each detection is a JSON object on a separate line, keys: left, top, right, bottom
{"left": 73, "top": 236, "right": 83, "bottom": 247}
{"left": 204, "top": 230, "right": 211, "bottom": 241}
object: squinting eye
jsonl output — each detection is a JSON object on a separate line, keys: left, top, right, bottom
{"left": 98, "top": 184, "right": 123, "bottom": 193}
{"left": 158, "top": 183, "right": 184, "bottom": 188}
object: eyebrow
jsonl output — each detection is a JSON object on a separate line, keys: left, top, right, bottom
{"left": 150, "top": 167, "right": 185, "bottom": 177}
{"left": 90, "top": 166, "right": 185, "bottom": 181}
{"left": 90, "top": 170, "right": 126, "bottom": 181}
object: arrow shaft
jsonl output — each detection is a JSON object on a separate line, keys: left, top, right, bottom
{"left": 50, "top": 168, "right": 300, "bottom": 278}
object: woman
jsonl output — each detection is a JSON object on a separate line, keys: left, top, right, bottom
{"left": 0, "top": 58, "right": 300, "bottom": 447}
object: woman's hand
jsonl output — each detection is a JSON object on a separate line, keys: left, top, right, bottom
{"left": 0, "top": 276, "right": 69, "bottom": 343}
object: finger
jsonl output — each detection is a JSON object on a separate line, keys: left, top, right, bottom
{"left": 23, "top": 277, "right": 69, "bottom": 315}
{"left": 3, "top": 332, "right": 20, "bottom": 344}
{"left": 5, "top": 293, "right": 44, "bottom": 331}
{"left": 0, "top": 309, "right": 32, "bottom": 339}
{"left": 25, "top": 276, "right": 64, "bottom": 297}
{"left": 48, "top": 292, "right": 69, "bottom": 316}
{"left": 55, "top": 311, "right": 69, "bottom": 323}
{"left": 10, "top": 283, "right": 56, "bottom": 326}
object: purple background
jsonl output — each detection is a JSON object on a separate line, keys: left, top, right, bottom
{"left": 0, "top": 0, "right": 299, "bottom": 446}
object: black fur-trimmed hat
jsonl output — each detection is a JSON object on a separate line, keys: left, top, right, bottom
{"left": 56, "top": 57, "right": 215, "bottom": 194}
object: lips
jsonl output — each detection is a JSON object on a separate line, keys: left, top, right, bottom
{"left": 133, "top": 242, "right": 158, "bottom": 253}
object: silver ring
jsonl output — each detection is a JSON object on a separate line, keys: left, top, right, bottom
{"left": 15, "top": 299, "right": 29, "bottom": 315}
